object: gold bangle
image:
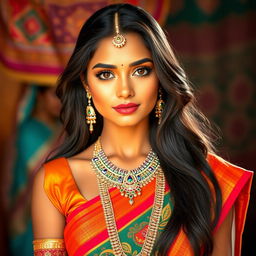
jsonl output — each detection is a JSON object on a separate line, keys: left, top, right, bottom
{"left": 33, "top": 238, "right": 65, "bottom": 250}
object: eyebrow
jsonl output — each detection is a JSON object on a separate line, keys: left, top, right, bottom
{"left": 92, "top": 58, "right": 153, "bottom": 69}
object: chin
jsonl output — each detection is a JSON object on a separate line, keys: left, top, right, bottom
{"left": 113, "top": 117, "right": 149, "bottom": 127}
{"left": 102, "top": 111, "right": 151, "bottom": 127}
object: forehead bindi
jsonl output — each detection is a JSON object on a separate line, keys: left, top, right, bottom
{"left": 88, "top": 33, "right": 152, "bottom": 69}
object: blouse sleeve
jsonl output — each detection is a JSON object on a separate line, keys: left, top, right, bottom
{"left": 43, "top": 157, "right": 85, "bottom": 217}
{"left": 43, "top": 158, "right": 67, "bottom": 215}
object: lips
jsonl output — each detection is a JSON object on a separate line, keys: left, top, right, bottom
{"left": 113, "top": 103, "right": 140, "bottom": 114}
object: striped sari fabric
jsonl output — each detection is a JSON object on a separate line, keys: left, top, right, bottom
{"left": 43, "top": 154, "right": 253, "bottom": 256}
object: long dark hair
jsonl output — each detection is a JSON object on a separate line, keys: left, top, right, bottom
{"left": 53, "top": 4, "right": 222, "bottom": 255}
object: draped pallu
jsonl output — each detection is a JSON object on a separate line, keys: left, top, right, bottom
{"left": 43, "top": 154, "right": 252, "bottom": 256}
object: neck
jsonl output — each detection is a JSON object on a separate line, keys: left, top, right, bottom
{"left": 100, "top": 118, "right": 151, "bottom": 159}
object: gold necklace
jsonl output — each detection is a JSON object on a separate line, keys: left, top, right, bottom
{"left": 91, "top": 138, "right": 166, "bottom": 256}
{"left": 91, "top": 138, "right": 160, "bottom": 205}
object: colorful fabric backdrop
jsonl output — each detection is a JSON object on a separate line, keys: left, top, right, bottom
{"left": 164, "top": 1, "right": 256, "bottom": 255}
{"left": 0, "top": 0, "right": 170, "bottom": 84}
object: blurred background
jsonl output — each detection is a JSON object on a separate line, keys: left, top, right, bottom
{"left": 0, "top": 0, "right": 255, "bottom": 255}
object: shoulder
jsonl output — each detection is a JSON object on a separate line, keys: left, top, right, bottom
{"left": 32, "top": 165, "right": 65, "bottom": 216}
{"left": 44, "top": 157, "right": 69, "bottom": 172}
{"left": 206, "top": 153, "right": 253, "bottom": 202}
{"left": 42, "top": 143, "right": 94, "bottom": 182}
{"left": 32, "top": 166, "right": 65, "bottom": 238}
{"left": 42, "top": 157, "right": 72, "bottom": 189}
{"left": 33, "top": 159, "right": 70, "bottom": 215}
{"left": 207, "top": 153, "right": 253, "bottom": 184}
{"left": 65, "top": 144, "right": 95, "bottom": 188}
{"left": 37, "top": 157, "right": 78, "bottom": 216}
{"left": 42, "top": 157, "right": 77, "bottom": 194}
{"left": 33, "top": 166, "right": 46, "bottom": 193}
{"left": 65, "top": 143, "right": 94, "bottom": 176}
{"left": 206, "top": 153, "right": 253, "bottom": 225}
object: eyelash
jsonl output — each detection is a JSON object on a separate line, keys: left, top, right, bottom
{"left": 133, "top": 67, "right": 152, "bottom": 77}
{"left": 96, "top": 70, "right": 113, "bottom": 80}
{"left": 95, "top": 66, "right": 152, "bottom": 80}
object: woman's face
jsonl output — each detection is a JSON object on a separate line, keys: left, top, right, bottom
{"left": 86, "top": 32, "right": 159, "bottom": 127}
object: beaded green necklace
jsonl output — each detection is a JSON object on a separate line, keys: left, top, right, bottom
{"left": 91, "top": 137, "right": 160, "bottom": 205}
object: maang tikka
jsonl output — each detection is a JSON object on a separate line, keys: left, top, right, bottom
{"left": 155, "top": 88, "right": 165, "bottom": 124}
{"left": 112, "top": 12, "right": 126, "bottom": 48}
{"left": 86, "top": 90, "right": 96, "bottom": 133}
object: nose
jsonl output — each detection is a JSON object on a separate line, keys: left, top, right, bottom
{"left": 116, "top": 73, "right": 135, "bottom": 99}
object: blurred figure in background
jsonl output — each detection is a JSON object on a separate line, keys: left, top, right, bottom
{"left": 5, "top": 84, "right": 61, "bottom": 256}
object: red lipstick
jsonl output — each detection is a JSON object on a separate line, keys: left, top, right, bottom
{"left": 113, "top": 103, "right": 140, "bottom": 114}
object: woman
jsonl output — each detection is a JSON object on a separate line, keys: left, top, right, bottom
{"left": 6, "top": 85, "right": 61, "bottom": 256}
{"left": 0, "top": 84, "right": 61, "bottom": 256}
{"left": 32, "top": 4, "right": 253, "bottom": 256}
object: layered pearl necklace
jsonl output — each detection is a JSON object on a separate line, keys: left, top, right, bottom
{"left": 91, "top": 138, "right": 165, "bottom": 255}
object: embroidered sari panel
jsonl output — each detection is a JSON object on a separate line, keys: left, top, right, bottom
{"left": 43, "top": 155, "right": 253, "bottom": 256}
{"left": 64, "top": 177, "right": 172, "bottom": 256}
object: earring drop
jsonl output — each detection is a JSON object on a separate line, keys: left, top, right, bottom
{"left": 86, "top": 90, "right": 96, "bottom": 133}
{"left": 155, "top": 88, "right": 165, "bottom": 125}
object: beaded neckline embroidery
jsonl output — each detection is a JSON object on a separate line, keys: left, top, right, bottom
{"left": 91, "top": 137, "right": 160, "bottom": 205}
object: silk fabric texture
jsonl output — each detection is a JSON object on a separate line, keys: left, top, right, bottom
{"left": 43, "top": 154, "right": 253, "bottom": 256}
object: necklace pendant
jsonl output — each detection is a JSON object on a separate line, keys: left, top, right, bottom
{"left": 124, "top": 173, "right": 136, "bottom": 185}
{"left": 122, "top": 173, "right": 142, "bottom": 204}
{"left": 129, "top": 198, "right": 134, "bottom": 205}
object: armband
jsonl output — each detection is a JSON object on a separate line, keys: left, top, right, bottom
{"left": 33, "top": 239, "right": 67, "bottom": 256}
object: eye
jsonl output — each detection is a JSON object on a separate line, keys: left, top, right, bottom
{"left": 133, "top": 67, "right": 152, "bottom": 77}
{"left": 96, "top": 71, "right": 114, "bottom": 80}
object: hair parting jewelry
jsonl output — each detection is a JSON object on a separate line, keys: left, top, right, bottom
{"left": 86, "top": 90, "right": 96, "bottom": 133}
{"left": 112, "top": 12, "right": 126, "bottom": 48}
{"left": 155, "top": 88, "right": 165, "bottom": 125}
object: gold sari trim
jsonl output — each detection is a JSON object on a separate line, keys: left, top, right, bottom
{"left": 33, "top": 239, "right": 65, "bottom": 250}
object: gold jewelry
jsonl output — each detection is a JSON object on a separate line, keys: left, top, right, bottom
{"left": 33, "top": 239, "right": 67, "bottom": 256}
{"left": 91, "top": 137, "right": 160, "bottom": 205}
{"left": 93, "top": 146, "right": 165, "bottom": 256}
{"left": 112, "top": 12, "right": 126, "bottom": 48}
{"left": 155, "top": 88, "right": 165, "bottom": 124}
{"left": 86, "top": 90, "right": 96, "bottom": 133}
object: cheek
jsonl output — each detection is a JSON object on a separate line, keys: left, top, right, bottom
{"left": 139, "top": 77, "right": 159, "bottom": 106}
{"left": 89, "top": 84, "right": 114, "bottom": 114}
{"left": 90, "top": 91, "right": 105, "bottom": 111}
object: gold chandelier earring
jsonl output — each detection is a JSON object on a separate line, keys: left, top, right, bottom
{"left": 155, "top": 88, "right": 165, "bottom": 125}
{"left": 86, "top": 90, "right": 96, "bottom": 133}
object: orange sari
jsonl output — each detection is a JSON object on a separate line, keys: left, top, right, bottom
{"left": 43, "top": 154, "right": 252, "bottom": 256}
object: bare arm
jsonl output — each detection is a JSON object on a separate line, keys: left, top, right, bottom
{"left": 212, "top": 207, "right": 233, "bottom": 256}
{"left": 31, "top": 167, "right": 66, "bottom": 255}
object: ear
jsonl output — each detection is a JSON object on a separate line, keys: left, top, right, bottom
{"left": 80, "top": 74, "right": 90, "bottom": 92}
